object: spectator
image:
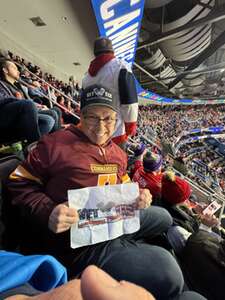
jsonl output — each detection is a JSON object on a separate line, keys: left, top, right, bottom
{"left": 83, "top": 37, "right": 138, "bottom": 147}
{"left": 6, "top": 84, "right": 201, "bottom": 300}
{"left": 159, "top": 171, "right": 220, "bottom": 253}
{"left": 180, "top": 230, "right": 225, "bottom": 300}
{"left": 132, "top": 150, "right": 163, "bottom": 202}
{"left": 0, "top": 58, "right": 55, "bottom": 136}
{"left": 56, "top": 95, "right": 78, "bottom": 124}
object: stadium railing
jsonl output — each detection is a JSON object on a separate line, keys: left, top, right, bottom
{"left": 16, "top": 63, "right": 80, "bottom": 121}
{"left": 129, "top": 135, "right": 225, "bottom": 225}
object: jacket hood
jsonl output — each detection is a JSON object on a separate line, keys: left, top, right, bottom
{"left": 88, "top": 53, "right": 115, "bottom": 76}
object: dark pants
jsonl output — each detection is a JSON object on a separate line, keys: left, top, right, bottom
{"left": 0, "top": 283, "right": 40, "bottom": 300}
{"left": 65, "top": 207, "right": 206, "bottom": 300}
{"left": 0, "top": 100, "right": 41, "bottom": 143}
{"left": 62, "top": 111, "right": 79, "bottom": 125}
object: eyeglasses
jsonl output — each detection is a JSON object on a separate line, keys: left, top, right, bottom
{"left": 84, "top": 115, "right": 117, "bottom": 125}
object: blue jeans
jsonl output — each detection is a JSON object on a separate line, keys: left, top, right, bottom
{"left": 38, "top": 112, "right": 55, "bottom": 135}
{"left": 68, "top": 207, "right": 206, "bottom": 300}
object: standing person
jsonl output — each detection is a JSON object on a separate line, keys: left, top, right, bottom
{"left": 82, "top": 37, "right": 138, "bottom": 148}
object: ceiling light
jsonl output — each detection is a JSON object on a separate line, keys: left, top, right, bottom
{"left": 29, "top": 17, "right": 46, "bottom": 27}
{"left": 73, "top": 62, "right": 81, "bottom": 66}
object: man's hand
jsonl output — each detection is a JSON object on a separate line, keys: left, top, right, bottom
{"left": 138, "top": 148, "right": 147, "bottom": 161}
{"left": 137, "top": 188, "right": 152, "bottom": 209}
{"left": 5, "top": 266, "right": 155, "bottom": 300}
{"left": 41, "top": 105, "right": 49, "bottom": 110}
{"left": 48, "top": 203, "right": 79, "bottom": 233}
{"left": 82, "top": 265, "right": 155, "bottom": 300}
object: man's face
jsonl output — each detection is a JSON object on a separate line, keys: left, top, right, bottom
{"left": 4, "top": 61, "right": 20, "bottom": 81}
{"left": 80, "top": 106, "right": 117, "bottom": 146}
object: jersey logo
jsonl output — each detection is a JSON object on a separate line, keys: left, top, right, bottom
{"left": 97, "top": 174, "right": 117, "bottom": 186}
{"left": 91, "top": 164, "right": 118, "bottom": 174}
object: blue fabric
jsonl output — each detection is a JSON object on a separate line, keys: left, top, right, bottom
{"left": 0, "top": 251, "right": 67, "bottom": 293}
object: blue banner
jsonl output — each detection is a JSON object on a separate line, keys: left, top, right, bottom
{"left": 190, "top": 127, "right": 225, "bottom": 134}
{"left": 91, "top": 0, "right": 144, "bottom": 68}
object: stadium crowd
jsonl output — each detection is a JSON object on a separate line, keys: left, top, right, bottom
{"left": 0, "top": 37, "right": 224, "bottom": 300}
{"left": 137, "top": 105, "right": 225, "bottom": 195}
{"left": 137, "top": 105, "right": 225, "bottom": 145}
{"left": 8, "top": 50, "right": 82, "bottom": 102}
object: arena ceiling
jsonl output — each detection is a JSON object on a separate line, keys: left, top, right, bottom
{"left": 1, "top": 0, "right": 225, "bottom": 101}
{"left": 134, "top": 0, "right": 225, "bottom": 100}
{"left": 0, "top": 0, "right": 98, "bottom": 82}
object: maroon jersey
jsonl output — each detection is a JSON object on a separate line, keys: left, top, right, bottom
{"left": 8, "top": 125, "right": 130, "bottom": 227}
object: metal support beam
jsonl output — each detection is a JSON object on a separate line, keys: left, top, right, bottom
{"left": 137, "top": 4, "right": 225, "bottom": 50}
{"left": 194, "top": 0, "right": 214, "bottom": 9}
{"left": 133, "top": 62, "right": 170, "bottom": 90}
{"left": 161, "top": 5, "right": 165, "bottom": 33}
{"left": 168, "top": 29, "right": 225, "bottom": 89}
{"left": 139, "top": 62, "right": 225, "bottom": 84}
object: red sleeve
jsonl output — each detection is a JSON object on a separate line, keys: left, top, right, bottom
{"left": 134, "top": 160, "right": 143, "bottom": 173}
{"left": 125, "top": 121, "right": 137, "bottom": 136}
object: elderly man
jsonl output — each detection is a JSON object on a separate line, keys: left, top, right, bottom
{"left": 7, "top": 84, "right": 202, "bottom": 300}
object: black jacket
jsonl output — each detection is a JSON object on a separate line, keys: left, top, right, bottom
{"left": 180, "top": 230, "right": 225, "bottom": 300}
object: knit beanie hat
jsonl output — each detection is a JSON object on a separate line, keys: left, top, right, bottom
{"left": 94, "top": 37, "right": 114, "bottom": 56}
{"left": 143, "top": 151, "right": 162, "bottom": 172}
{"left": 134, "top": 143, "right": 146, "bottom": 157}
{"left": 162, "top": 171, "right": 191, "bottom": 205}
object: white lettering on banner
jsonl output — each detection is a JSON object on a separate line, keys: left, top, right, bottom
{"left": 130, "top": 0, "right": 140, "bottom": 5}
{"left": 100, "top": 0, "right": 122, "bottom": 20}
{"left": 115, "top": 41, "right": 136, "bottom": 55}
{"left": 127, "top": 62, "right": 132, "bottom": 69}
{"left": 117, "top": 49, "right": 135, "bottom": 60}
{"left": 110, "top": 23, "right": 138, "bottom": 43}
{"left": 104, "top": 9, "right": 140, "bottom": 36}
{"left": 113, "top": 36, "right": 136, "bottom": 50}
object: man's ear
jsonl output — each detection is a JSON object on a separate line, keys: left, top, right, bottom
{"left": 3, "top": 67, "right": 8, "bottom": 75}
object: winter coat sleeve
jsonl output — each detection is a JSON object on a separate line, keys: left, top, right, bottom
{"left": 0, "top": 251, "right": 67, "bottom": 293}
{"left": 0, "top": 96, "right": 17, "bottom": 108}
{"left": 0, "top": 81, "right": 17, "bottom": 107}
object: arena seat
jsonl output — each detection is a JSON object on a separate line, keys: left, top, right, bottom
{"left": 0, "top": 154, "right": 22, "bottom": 250}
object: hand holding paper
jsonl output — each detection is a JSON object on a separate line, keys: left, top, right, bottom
{"left": 48, "top": 202, "right": 79, "bottom": 233}
{"left": 137, "top": 188, "right": 152, "bottom": 209}
{"left": 68, "top": 183, "right": 141, "bottom": 249}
